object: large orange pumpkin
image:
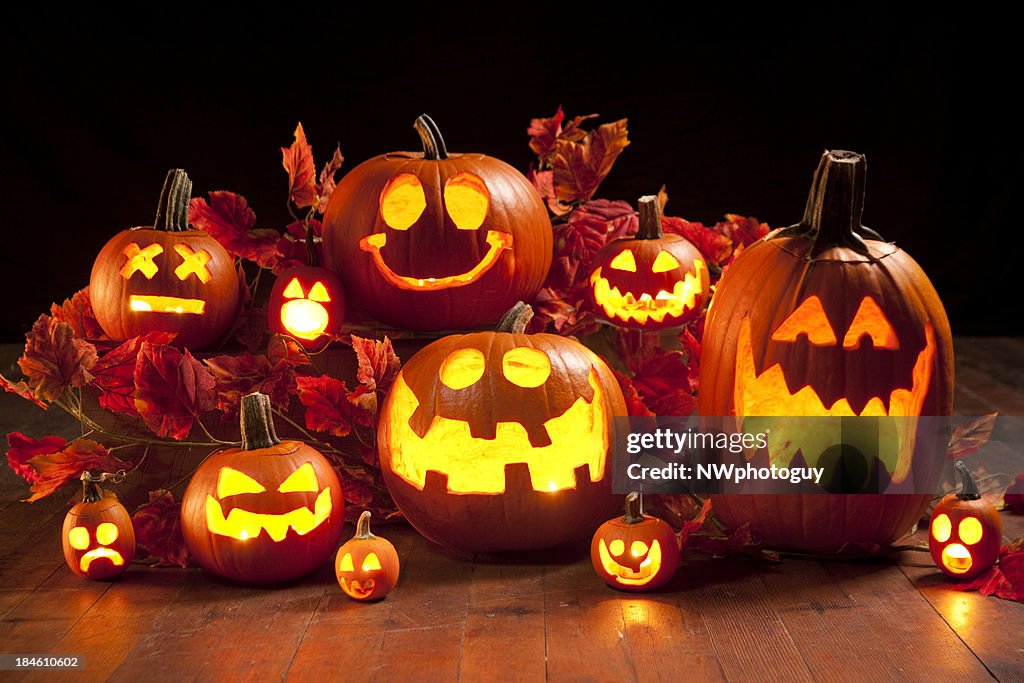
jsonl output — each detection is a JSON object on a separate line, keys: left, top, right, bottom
{"left": 322, "top": 115, "right": 552, "bottom": 331}
{"left": 699, "top": 150, "right": 954, "bottom": 552}
{"left": 377, "top": 302, "right": 625, "bottom": 553}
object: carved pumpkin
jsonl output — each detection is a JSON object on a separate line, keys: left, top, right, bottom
{"left": 268, "top": 230, "right": 345, "bottom": 349}
{"left": 181, "top": 392, "right": 345, "bottom": 583}
{"left": 90, "top": 169, "right": 241, "bottom": 349}
{"left": 62, "top": 474, "right": 136, "bottom": 580}
{"left": 930, "top": 462, "right": 1002, "bottom": 579}
{"left": 591, "top": 493, "right": 679, "bottom": 591}
{"left": 323, "top": 115, "right": 552, "bottom": 331}
{"left": 335, "top": 511, "right": 400, "bottom": 601}
{"left": 700, "top": 150, "right": 954, "bottom": 552}
{"left": 377, "top": 302, "right": 626, "bottom": 553}
{"left": 590, "top": 196, "right": 709, "bottom": 328}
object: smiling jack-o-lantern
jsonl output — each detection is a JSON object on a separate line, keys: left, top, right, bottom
{"left": 700, "top": 150, "right": 954, "bottom": 552}
{"left": 335, "top": 511, "right": 400, "bottom": 601}
{"left": 268, "top": 232, "right": 345, "bottom": 349}
{"left": 929, "top": 462, "right": 1002, "bottom": 579}
{"left": 181, "top": 392, "right": 345, "bottom": 583}
{"left": 378, "top": 302, "right": 626, "bottom": 553}
{"left": 323, "top": 115, "right": 552, "bottom": 331}
{"left": 591, "top": 493, "right": 679, "bottom": 591}
{"left": 90, "top": 169, "right": 241, "bottom": 349}
{"left": 590, "top": 196, "right": 709, "bottom": 329}
{"left": 62, "top": 473, "right": 136, "bottom": 580}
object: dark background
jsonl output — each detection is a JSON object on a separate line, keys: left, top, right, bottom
{"left": 0, "top": 10, "right": 1016, "bottom": 340}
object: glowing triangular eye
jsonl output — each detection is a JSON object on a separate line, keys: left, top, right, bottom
{"left": 771, "top": 296, "right": 836, "bottom": 346}
{"left": 362, "top": 553, "right": 382, "bottom": 571}
{"left": 282, "top": 278, "right": 304, "bottom": 299}
{"left": 651, "top": 251, "right": 681, "bottom": 273}
{"left": 278, "top": 462, "right": 319, "bottom": 493}
{"left": 609, "top": 250, "right": 637, "bottom": 272}
{"left": 217, "top": 467, "right": 266, "bottom": 498}
{"left": 339, "top": 553, "right": 354, "bottom": 572}
{"left": 308, "top": 282, "right": 331, "bottom": 303}
{"left": 842, "top": 297, "right": 899, "bottom": 350}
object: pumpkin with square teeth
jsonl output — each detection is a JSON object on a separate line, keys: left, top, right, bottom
{"left": 929, "top": 462, "right": 1002, "bottom": 579}
{"left": 591, "top": 493, "right": 679, "bottom": 591}
{"left": 589, "top": 196, "right": 709, "bottom": 328}
{"left": 335, "top": 511, "right": 400, "bottom": 601}
{"left": 378, "top": 302, "right": 625, "bottom": 553}
{"left": 181, "top": 392, "right": 345, "bottom": 583}
{"left": 90, "top": 169, "right": 241, "bottom": 349}
{"left": 62, "top": 473, "right": 136, "bottom": 580}
{"left": 700, "top": 150, "right": 954, "bottom": 552}
{"left": 323, "top": 115, "right": 552, "bottom": 331}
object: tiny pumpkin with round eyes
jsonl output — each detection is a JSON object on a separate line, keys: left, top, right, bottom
{"left": 589, "top": 195, "right": 710, "bottom": 329}
{"left": 268, "top": 229, "right": 345, "bottom": 349}
{"left": 335, "top": 511, "right": 400, "bottom": 601}
{"left": 591, "top": 493, "right": 680, "bottom": 591}
{"left": 929, "top": 461, "right": 1002, "bottom": 580}
{"left": 62, "top": 473, "right": 136, "bottom": 580}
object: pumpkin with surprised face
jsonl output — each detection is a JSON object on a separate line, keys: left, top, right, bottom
{"left": 930, "top": 462, "right": 1002, "bottom": 579}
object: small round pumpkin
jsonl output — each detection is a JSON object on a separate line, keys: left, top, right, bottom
{"left": 181, "top": 392, "right": 345, "bottom": 583}
{"left": 323, "top": 114, "right": 552, "bottom": 331}
{"left": 377, "top": 302, "right": 626, "bottom": 553}
{"left": 591, "top": 493, "right": 679, "bottom": 591}
{"left": 268, "top": 229, "right": 345, "bottom": 349}
{"left": 62, "top": 473, "right": 136, "bottom": 580}
{"left": 929, "top": 461, "right": 1002, "bottom": 580}
{"left": 589, "top": 195, "right": 709, "bottom": 329}
{"left": 90, "top": 169, "right": 241, "bottom": 349}
{"left": 335, "top": 511, "right": 400, "bottom": 601}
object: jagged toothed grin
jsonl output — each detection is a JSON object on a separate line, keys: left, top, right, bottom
{"left": 597, "top": 539, "right": 663, "bottom": 586}
{"left": 340, "top": 579, "right": 376, "bottom": 598}
{"left": 359, "top": 230, "right": 513, "bottom": 291}
{"left": 79, "top": 548, "right": 125, "bottom": 573}
{"left": 204, "top": 488, "right": 333, "bottom": 542}
{"left": 590, "top": 261, "right": 706, "bottom": 325}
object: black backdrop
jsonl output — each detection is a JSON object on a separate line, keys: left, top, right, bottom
{"left": 0, "top": 10, "right": 1016, "bottom": 340}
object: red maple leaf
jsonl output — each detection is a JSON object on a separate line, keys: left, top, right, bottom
{"left": 133, "top": 343, "right": 216, "bottom": 440}
{"left": 295, "top": 375, "right": 362, "bottom": 437}
{"left": 133, "top": 489, "right": 190, "bottom": 568}
{"left": 18, "top": 314, "right": 97, "bottom": 402}
{"left": 527, "top": 169, "right": 574, "bottom": 216}
{"left": 205, "top": 352, "right": 296, "bottom": 419}
{"left": 949, "top": 540, "right": 1024, "bottom": 603}
{"left": 0, "top": 371, "right": 47, "bottom": 409}
{"left": 662, "top": 216, "right": 734, "bottom": 268}
{"left": 340, "top": 466, "right": 374, "bottom": 507}
{"left": 711, "top": 214, "right": 770, "bottom": 248}
{"left": 549, "top": 199, "right": 637, "bottom": 291}
{"left": 24, "top": 439, "right": 131, "bottom": 502}
{"left": 282, "top": 122, "right": 318, "bottom": 209}
{"left": 947, "top": 413, "right": 998, "bottom": 458}
{"left": 49, "top": 288, "right": 105, "bottom": 340}
{"left": 189, "top": 191, "right": 283, "bottom": 268}
{"left": 91, "top": 334, "right": 172, "bottom": 415}
{"left": 6, "top": 432, "right": 66, "bottom": 483}
{"left": 628, "top": 347, "right": 696, "bottom": 417}
{"left": 527, "top": 107, "right": 596, "bottom": 166}
{"left": 679, "top": 326, "right": 702, "bottom": 393}
{"left": 551, "top": 118, "right": 629, "bottom": 204}
{"left": 351, "top": 335, "right": 400, "bottom": 401}
{"left": 612, "top": 369, "right": 654, "bottom": 417}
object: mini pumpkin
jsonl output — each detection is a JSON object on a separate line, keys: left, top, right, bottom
{"left": 268, "top": 228, "right": 345, "bottom": 349}
{"left": 335, "top": 511, "right": 400, "bottom": 601}
{"left": 930, "top": 461, "right": 1002, "bottom": 579}
{"left": 90, "top": 169, "right": 241, "bottom": 349}
{"left": 590, "top": 195, "right": 709, "bottom": 328}
{"left": 591, "top": 493, "right": 679, "bottom": 591}
{"left": 62, "top": 473, "right": 136, "bottom": 580}
{"left": 323, "top": 114, "right": 552, "bottom": 331}
{"left": 377, "top": 302, "right": 626, "bottom": 553}
{"left": 181, "top": 392, "right": 345, "bottom": 583}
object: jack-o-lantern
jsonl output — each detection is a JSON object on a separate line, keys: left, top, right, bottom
{"left": 377, "top": 302, "right": 626, "bottom": 553}
{"left": 323, "top": 115, "right": 552, "bottom": 331}
{"left": 181, "top": 392, "right": 345, "bottom": 583}
{"left": 335, "top": 511, "right": 400, "bottom": 601}
{"left": 589, "top": 195, "right": 709, "bottom": 328}
{"left": 62, "top": 473, "right": 136, "bottom": 580}
{"left": 90, "top": 169, "right": 241, "bottom": 349}
{"left": 929, "top": 461, "right": 1002, "bottom": 579}
{"left": 268, "top": 230, "right": 345, "bottom": 349}
{"left": 591, "top": 493, "right": 679, "bottom": 591}
{"left": 700, "top": 150, "right": 954, "bottom": 552}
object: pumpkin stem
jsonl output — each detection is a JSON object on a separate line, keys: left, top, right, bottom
{"left": 795, "top": 150, "right": 875, "bottom": 257}
{"left": 636, "top": 195, "right": 664, "bottom": 240}
{"left": 305, "top": 222, "right": 319, "bottom": 267}
{"left": 80, "top": 471, "right": 106, "bottom": 504}
{"left": 496, "top": 301, "right": 534, "bottom": 333}
{"left": 154, "top": 169, "right": 193, "bottom": 233}
{"left": 622, "top": 492, "right": 645, "bottom": 524}
{"left": 354, "top": 510, "right": 376, "bottom": 539}
{"left": 240, "top": 392, "right": 281, "bottom": 450}
{"left": 954, "top": 461, "right": 982, "bottom": 501}
{"left": 414, "top": 114, "right": 449, "bottom": 160}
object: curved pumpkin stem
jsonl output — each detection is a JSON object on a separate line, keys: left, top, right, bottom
{"left": 354, "top": 510, "right": 376, "bottom": 539}
{"left": 636, "top": 195, "right": 664, "bottom": 240}
{"left": 622, "top": 492, "right": 644, "bottom": 524}
{"left": 80, "top": 471, "right": 106, "bottom": 504}
{"left": 154, "top": 169, "right": 192, "bottom": 233}
{"left": 414, "top": 114, "right": 449, "bottom": 160}
{"left": 305, "top": 222, "right": 320, "bottom": 267}
{"left": 240, "top": 392, "right": 281, "bottom": 450}
{"left": 496, "top": 301, "right": 534, "bottom": 333}
{"left": 790, "top": 150, "right": 879, "bottom": 257}
{"left": 954, "top": 461, "right": 982, "bottom": 501}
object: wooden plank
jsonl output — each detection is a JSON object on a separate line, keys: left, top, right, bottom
{"left": 0, "top": 585, "right": 110, "bottom": 655}
{"left": 956, "top": 365, "right": 1024, "bottom": 416}
{"left": 619, "top": 593, "right": 726, "bottom": 683}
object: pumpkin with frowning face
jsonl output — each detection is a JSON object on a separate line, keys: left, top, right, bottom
{"left": 591, "top": 493, "right": 679, "bottom": 591}
{"left": 335, "top": 511, "right": 400, "bottom": 601}
{"left": 700, "top": 150, "right": 954, "bottom": 552}
{"left": 930, "top": 462, "right": 1002, "bottom": 579}
{"left": 378, "top": 303, "right": 626, "bottom": 553}
{"left": 62, "top": 474, "right": 136, "bottom": 580}
{"left": 323, "top": 115, "right": 552, "bottom": 331}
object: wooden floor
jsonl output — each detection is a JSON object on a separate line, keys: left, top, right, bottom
{"left": 1, "top": 339, "right": 1023, "bottom": 682}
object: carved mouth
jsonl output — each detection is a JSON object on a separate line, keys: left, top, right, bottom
{"left": 130, "top": 295, "right": 206, "bottom": 315}
{"left": 204, "top": 488, "right": 333, "bottom": 542}
{"left": 597, "top": 539, "right": 662, "bottom": 586}
{"left": 941, "top": 543, "right": 973, "bottom": 574}
{"left": 341, "top": 578, "right": 376, "bottom": 597}
{"left": 79, "top": 548, "right": 125, "bottom": 573}
{"left": 280, "top": 300, "right": 329, "bottom": 340}
{"left": 359, "top": 230, "right": 513, "bottom": 291}
{"left": 590, "top": 260, "right": 706, "bottom": 325}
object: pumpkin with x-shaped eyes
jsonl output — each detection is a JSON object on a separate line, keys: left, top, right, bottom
{"left": 90, "top": 169, "right": 241, "bottom": 349}
{"left": 323, "top": 115, "right": 552, "bottom": 331}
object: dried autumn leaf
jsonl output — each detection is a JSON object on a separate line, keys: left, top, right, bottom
{"left": 628, "top": 347, "right": 697, "bottom": 417}
{"left": 1005, "top": 474, "right": 1024, "bottom": 513}
{"left": 527, "top": 107, "right": 596, "bottom": 166}
{"left": 18, "top": 314, "right": 97, "bottom": 402}
{"left": 25, "top": 439, "right": 131, "bottom": 502}
{"left": 552, "top": 118, "right": 629, "bottom": 204}
{"left": 712, "top": 214, "right": 770, "bottom": 248}
{"left": 205, "top": 352, "right": 296, "bottom": 419}
{"left": 282, "top": 122, "right": 317, "bottom": 209}
{"left": 133, "top": 489, "right": 190, "bottom": 568}
{"left": 91, "top": 334, "right": 172, "bottom": 416}
{"left": 340, "top": 467, "right": 374, "bottom": 507}
{"left": 679, "top": 326, "right": 702, "bottom": 394}
{"left": 948, "top": 413, "right": 998, "bottom": 458}
{"left": 0, "top": 371, "right": 47, "bottom": 409}
{"left": 612, "top": 369, "right": 654, "bottom": 417}
{"left": 49, "top": 288, "right": 105, "bottom": 340}
{"left": 296, "top": 375, "right": 359, "bottom": 438}
{"left": 949, "top": 540, "right": 1024, "bottom": 603}
{"left": 133, "top": 343, "right": 216, "bottom": 440}
{"left": 351, "top": 335, "right": 400, "bottom": 400}
{"left": 317, "top": 146, "right": 345, "bottom": 210}
{"left": 6, "top": 432, "right": 65, "bottom": 483}
{"left": 267, "top": 334, "right": 313, "bottom": 368}
{"left": 662, "top": 216, "right": 734, "bottom": 268}
{"left": 527, "top": 168, "right": 573, "bottom": 216}
{"left": 678, "top": 497, "right": 713, "bottom": 548}
{"left": 189, "top": 192, "right": 284, "bottom": 268}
